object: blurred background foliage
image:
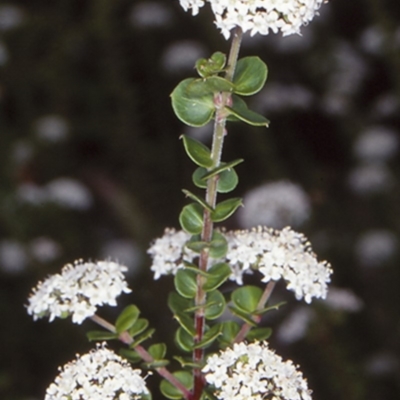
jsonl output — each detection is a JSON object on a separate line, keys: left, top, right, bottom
{"left": 1, "top": 0, "right": 400, "bottom": 399}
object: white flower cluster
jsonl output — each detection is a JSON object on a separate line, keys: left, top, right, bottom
{"left": 45, "top": 344, "right": 149, "bottom": 400}
{"left": 147, "top": 228, "right": 195, "bottom": 279}
{"left": 203, "top": 341, "right": 312, "bottom": 400}
{"left": 148, "top": 226, "right": 332, "bottom": 303}
{"left": 226, "top": 226, "right": 332, "bottom": 303}
{"left": 179, "top": 0, "right": 326, "bottom": 39}
{"left": 27, "top": 260, "right": 131, "bottom": 324}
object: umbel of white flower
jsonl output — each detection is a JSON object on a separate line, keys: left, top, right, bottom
{"left": 45, "top": 344, "right": 149, "bottom": 400}
{"left": 179, "top": 0, "right": 327, "bottom": 39}
{"left": 203, "top": 341, "right": 312, "bottom": 400}
{"left": 148, "top": 226, "right": 332, "bottom": 303}
{"left": 26, "top": 260, "right": 131, "bottom": 324}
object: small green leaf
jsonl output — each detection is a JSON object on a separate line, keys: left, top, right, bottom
{"left": 245, "top": 327, "right": 272, "bottom": 342}
{"left": 209, "top": 231, "right": 228, "bottom": 259}
{"left": 179, "top": 203, "right": 204, "bottom": 234}
{"left": 128, "top": 318, "right": 149, "bottom": 337}
{"left": 226, "top": 95, "right": 270, "bottom": 127}
{"left": 193, "top": 323, "right": 223, "bottom": 349}
{"left": 148, "top": 343, "right": 167, "bottom": 360}
{"left": 196, "top": 52, "right": 226, "bottom": 78}
{"left": 181, "top": 135, "right": 213, "bottom": 168}
{"left": 160, "top": 371, "right": 193, "bottom": 400}
{"left": 171, "top": 78, "right": 215, "bottom": 127}
{"left": 218, "top": 321, "right": 241, "bottom": 347}
{"left": 192, "top": 167, "right": 209, "bottom": 189}
{"left": 200, "top": 159, "right": 244, "bottom": 180}
{"left": 168, "top": 292, "right": 193, "bottom": 315}
{"left": 175, "top": 326, "right": 194, "bottom": 352}
{"left": 186, "top": 76, "right": 234, "bottom": 96}
{"left": 229, "top": 306, "right": 258, "bottom": 326}
{"left": 182, "top": 189, "right": 213, "bottom": 212}
{"left": 255, "top": 301, "right": 286, "bottom": 315}
{"left": 115, "top": 305, "right": 140, "bottom": 334}
{"left": 173, "top": 356, "right": 201, "bottom": 369}
{"left": 204, "top": 290, "right": 226, "bottom": 320}
{"left": 130, "top": 328, "right": 155, "bottom": 348}
{"left": 144, "top": 359, "right": 170, "bottom": 369}
{"left": 185, "top": 238, "right": 209, "bottom": 253}
{"left": 217, "top": 168, "right": 239, "bottom": 193}
{"left": 203, "top": 263, "right": 232, "bottom": 292}
{"left": 86, "top": 330, "right": 119, "bottom": 342}
{"left": 174, "top": 312, "right": 196, "bottom": 335}
{"left": 174, "top": 269, "right": 198, "bottom": 299}
{"left": 233, "top": 56, "right": 268, "bottom": 96}
{"left": 211, "top": 197, "right": 243, "bottom": 222}
{"left": 119, "top": 348, "right": 142, "bottom": 364}
{"left": 231, "top": 285, "right": 263, "bottom": 314}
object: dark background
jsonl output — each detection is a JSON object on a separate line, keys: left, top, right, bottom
{"left": 1, "top": 0, "right": 400, "bottom": 399}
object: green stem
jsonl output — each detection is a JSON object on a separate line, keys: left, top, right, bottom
{"left": 192, "top": 27, "right": 243, "bottom": 400}
{"left": 90, "top": 315, "right": 191, "bottom": 399}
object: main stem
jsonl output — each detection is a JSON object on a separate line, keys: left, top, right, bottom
{"left": 192, "top": 27, "right": 243, "bottom": 400}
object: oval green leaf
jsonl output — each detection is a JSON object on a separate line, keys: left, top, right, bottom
{"left": 168, "top": 292, "right": 193, "bottom": 315}
{"left": 115, "top": 305, "right": 140, "bottom": 334}
{"left": 193, "top": 323, "right": 222, "bottom": 349}
{"left": 209, "top": 231, "right": 228, "bottom": 259}
{"left": 245, "top": 327, "right": 272, "bottom": 342}
{"left": 160, "top": 371, "right": 193, "bottom": 400}
{"left": 171, "top": 78, "right": 215, "bottom": 127}
{"left": 175, "top": 326, "right": 194, "bottom": 352}
{"left": 218, "top": 321, "right": 241, "bottom": 347}
{"left": 128, "top": 318, "right": 149, "bottom": 337}
{"left": 174, "top": 269, "right": 198, "bottom": 299}
{"left": 233, "top": 56, "right": 268, "bottom": 96}
{"left": 181, "top": 134, "right": 213, "bottom": 168}
{"left": 203, "top": 262, "right": 232, "bottom": 292}
{"left": 226, "top": 95, "right": 270, "bottom": 127}
{"left": 211, "top": 197, "right": 243, "bottom": 223}
{"left": 204, "top": 290, "right": 226, "bottom": 320}
{"left": 231, "top": 285, "right": 263, "bottom": 314}
{"left": 179, "top": 203, "right": 204, "bottom": 234}
{"left": 148, "top": 343, "right": 167, "bottom": 360}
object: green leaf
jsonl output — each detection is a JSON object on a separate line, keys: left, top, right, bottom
{"left": 186, "top": 76, "right": 234, "bottom": 96}
{"left": 182, "top": 189, "right": 213, "bottom": 212}
{"left": 148, "top": 343, "right": 167, "bottom": 360}
{"left": 245, "top": 327, "right": 272, "bottom": 342}
{"left": 211, "top": 197, "right": 243, "bottom": 223}
{"left": 119, "top": 348, "right": 142, "bottom": 364}
{"left": 231, "top": 285, "right": 263, "bottom": 314}
{"left": 168, "top": 292, "right": 193, "bottom": 315}
{"left": 171, "top": 78, "right": 215, "bottom": 127}
{"left": 160, "top": 371, "right": 193, "bottom": 400}
{"left": 255, "top": 301, "right": 286, "bottom": 315}
{"left": 226, "top": 95, "right": 270, "bottom": 127}
{"left": 233, "top": 56, "right": 268, "bottom": 96}
{"left": 209, "top": 231, "right": 228, "bottom": 259}
{"left": 175, "top": 326, "right": 194, "bottom": 352}
{"left": 179, "top": 203, "right": 204, "bottom": 234}
{"left": 185, "top": 238, "right": 209, "bottom": 253}
{"left": 174, "top": 269, "right": 198, "bottom": 299}
{"left": 204, "top": 290, "right": 226, "bottom": 320}
{"left": 115, "top": 305, "right": 140, "bottom": 334}
{"left": 216, "top": 167, "right": 239, "bottom": 193}
{"left": 218, "top": 321, "right": 241, "bottom": 347}
{"left": 173, "top": 356, "right": 201, "bottom": 369}
{"left": 130, "top": 328, "right": 155, "bottom": 348}
{"left": 192, "top": 167, "right": 208, "bottom": 189}
{"left": 86, "top": 330, "right": 119, "bottom": 342}
{"left": 196, "top": 52, "right": 226, "bottom": 78}
{"left": 200, "top": 159, "right": 244, "bottom": 180}
{"left": 203, "top": 263, "right": 232, "bottom": 292}
{"left": 193, "top": 323, "right": 223, "bottom": 349}
{"left": 229, "top": 306, "right": 258, "bottom": 326}
{"left": 174, "top": 312, "right": 196, "bottom": 336}
{"left": 128, "top": 318, "right": 149, "bottom": 337}
{"left": 181, "top": 135, "right": 213, "bottom": 168}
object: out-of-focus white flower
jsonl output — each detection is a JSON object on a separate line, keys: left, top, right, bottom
{"left": 0, "top": 5, "right": 24, "bottom": 31}
{"left": 372, "top": 93, "right": 399, "bottom": 118}
{"left": 364, "top": 351, "right": 399, "bottom": 377}
{"left": 0, "top": 240, "right": 27, "bottom": 274}
{"left": 45, "top": 178, "right": 93, "bottom": 210}
{"left": 29, "top": 237, "right": 62, "bottom": 263}
{"left": 180, "top": 0, "right": 327, "bottom": 39}
{"left": 238, "top": 181, "right": 311, "bottom": 229}
{"left": 45, "top": 344, "right": 149, "bottom": 400}
{"left": 130, "top": 1, "right": 173, "bottom": 29}
{"left": 11, "top": 140, "right": 34, "bottom": 165}
{"left": 101, "top": 239, "right": 142, "bottom": 275}
{"left": 277, "top": 306, "right": 315, "bottom": 344}
{"left": 348, "top": 163, "right": 394, "bottom": 195}
{"left": 353, "top": 127, "right": 399, "bottom": 163}
{"left": 324, "top": 287, "right": 363, "bottom": 312}
{"left": 203, "top": 341, "right": 312, "bottom": 400}
{"left": 355, "top": 230, "right": 398, "bottom": 268}
{"left": 161, "top": 40, "right": 206, "bottom": 74}
{"left": 147, "top": 228, "right": 195, "bottom": 279}
{"left": 16, "top": 183, "right": 47, "bottom": 205}
{"left": 35, "top": 115, "right": 69, "bottom": 142}
{"left": 254, "top": 83, "right": 314, "bottom": 113}
{"left": 27, "top": 260, "right": 131, "bottom": 324}
{"left": 359, "top": 26, "right": 385, "bottom": 55}
{"left": 149, "top": 226, "right": 332, "bottom": 303}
